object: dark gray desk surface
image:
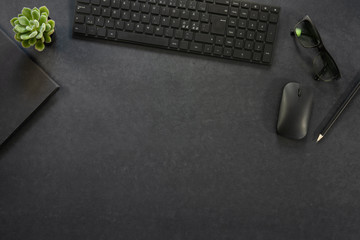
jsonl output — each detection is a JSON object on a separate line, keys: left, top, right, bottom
{"left": 1, "top": 0, "right": 360, "bottom": 239}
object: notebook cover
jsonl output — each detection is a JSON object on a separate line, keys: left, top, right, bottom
{"left": 0, "top": 28, "right": 59, "bottom": 146}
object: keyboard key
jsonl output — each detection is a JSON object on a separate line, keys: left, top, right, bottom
{"left": 198, "top": 3, "right": 206, "bottom": 12}
{"left": 266, "top": 23, "right": 276, "bottom": 42}
{"left": 175, "top": 30, "right": 183, "bottom": 38}
{"left": 188, "top": 1, "right": 197, "bottom": 10}
{"left": 97, "top": 27, "right": 106, "bottom": 36}
{"left": 180, "top": 41, "right": 189, "bottom": 50}
{"left": 101, "top": 0, "right": 110, "bottom": 6}
{"left": 225, "top": 38, "right": 233, "bottom": 47}
{"left": 226, "top": 28, "right": 235, "bottom": 36}
{"left": 141, "top": 14, "right": 150, "bottom": 23}
{"left": 200, "top": 13, "right": 209, "bottom": 22}
{"left": 85, "top": 16, "right": 94, "bottom": 25}
{"left": 249, "top": 11, "right": 258, "bottom": 20}
{"left": 236, "top": 29, "right": 245, "bottom": 38}
{"left": 171, "top": 18, "right": 180, "bottom": 28}
{"left": 92, "top": 6, "right": 101, "bottom": 15}
{"left": 238, "top": 19, "right": 246, "bottom": 28}
{"left": 215, "top": 36, "right": 224, "bottom": 45}
{"left": 131, "top": 2, "right": 140, "bottom": 11}
{"left": 135, "top": 23, "right": 144, "bottom": 33}
{"left": 258, "top": 22, "right": 267, "bottom": 31}
{"left": 259, "top": 12, "right": 269, "bottom": 21}
{"left": 233, "top": 49, "right": 251, "bottom": 59}
{"left": 256, "top": 32, "right": 265, "bottom": 41}
{"left": 145, "top": 25, "right": 154, "bottom": 34}
{"left": 154, "top": 26, "right": 164, "bottom": 35}
{"left": 74, "top": 24, "right": 86, "bottom": 34}
{"left": 112, "top": 9, "right": 121, "bottom": 18}
{"left": 251, "top": 3, "right": 260, "bottom": 10}
{"left": 254, "top": 42, "right": 263, "bottom": 51}
{"left": 269, "top": 13, "right": 278, "bottom": 23}
{"left": 253, "top": 52, "right": 262, "bottom": 61}
{"left": 223, "top": 48, "right": 232, "bottom": 56}
{"left": 213, "top": 46, "right": 222, "bottom": 55}
{"left": 228, "top": 18, "right": 236, "bottom": 27}
{"left": 190, "top": 42, "right": 203, "bottom": 52}
{"left": 76, "top": 5, "right": 91, "bottom": 14}
{"left": 115, "top": 20, "right": 124, "bottom": 29}
{"left": 125, "top": 22, "right": 134, "bottom": 31}
{"left": 246, "top": 31, "right": 255, "bottom": 40}
{"left": 95, "top": 16, "right": 104, "bottom": 26}
{"left": 204, "top": 44, "right": 212, "bottom": 53}
{"left": 262, "top": 43, "right": 272, "bottom": 62}
{"left": 184, "top": 31, "right": 193, "bottom": 40}
{"left": 208, "top": 4, "right": 229, "bottom": 15}
{"left": 235, "top": 39, "right": 244, "bottom": 48}
{"left": 107, "top": 29, "right": 116, "bottom": 38}
{"left": 215, "top": 0, "right": 230, "bottom": 5}
{"left": 111, "top": 0, "right": 121, "bottom": 8}
{"left": 102, "top": 8, "right": 111, "bottom": 17}
{"left": 164, "top": 28, "right": 173, "bottom": 37}
{"left": 244, "top": 40, "right": 253, "bottom": 50}
{"left": 169, "top": 39, "right": 179, "bottom": 48}
{"left": 210, "top": 15, "right": 227, "bottom": 35}
{"left": 270, "top": 7, "right": 280, "bottom": 13}
{"left": 241, "top": 2, "right": 249, "bottom": 8}
{"left": 194, "top": 33, "right": 214, "bottom": 44}
{"left": 75, "top": 15, "right": 85, "bottom": 23}
{"left": 116, "top": 31, "right": 169, "bottom": 46}
{"left": 239, "top": 9, "right": 248, "bottom": 18}
{"left": 200, "top": 23, "right": 210, "bottom": 33}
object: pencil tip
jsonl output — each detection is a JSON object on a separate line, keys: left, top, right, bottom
{"left": 316, "top": 134, "right": 323, "bottom": 143}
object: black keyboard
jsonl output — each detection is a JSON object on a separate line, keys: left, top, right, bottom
{"left": 73, "top": 0, "right": 280, "bottom": 64}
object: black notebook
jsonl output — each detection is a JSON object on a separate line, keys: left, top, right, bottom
{"left": 0, "top": 29, "right": 59, "bottom": 146}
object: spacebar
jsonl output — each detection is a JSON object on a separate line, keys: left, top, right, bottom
{"left": 116, "top": 31, "right": 169, "bottom": 47}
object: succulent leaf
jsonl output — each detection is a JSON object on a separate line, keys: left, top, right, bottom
{"left": 47, "top": 29, "right": 55, "bottom": 35}
{"left": 33, "top": 20, "right": 39, "bottom": 28}
{"left": 48, "top": 20, "right": 55, "bottom": 29}
{"left": 44, "top": 33, "right": 52, "bottom": 43}
{"left": 18, "top": 16, "right": 30, "bottom": 26}
{"left": 25, "top": 25, "right": 33, "bottom": 31}
{"left": 22, "top": 40, "right": 31, "bottom": 48}
{"left": 39, "top": 15, "right": 47, "bottom": 25}
{"left": 29, "top": 31, "right": 38, "bottom": 39}
{"left": 40, "top": 23, "right": 46, "bottom": 33}
{"left": 36, "top": 31, "right": 43, "bottom": 39}
{"left": 45, "top": 23, "right": 51, "bottom": 32}
{"left": 29, "top": 37, "right": 37, "bottom": 46}
{"left": 10, "top": 17, "right": 18, "bottom": 27}
{"left": 22, "top": 8, "right": 32, "bottom": 20}
{"left": 31, "top": 8, "right": 40, "bottom": 20}
{"left": 35, "top": 40, "right": 45, "bottom": 51}
{"left": 14, "top": 34, "right": 22, "bottom": 41}
{"left": 39, "top": 6, "right": 49, "bottom": 16}
{"left": 14, "top": 25, "right": 27, "bottom": 33}
{"left": 20, "top": 33, "right": 31, "bottom": 40}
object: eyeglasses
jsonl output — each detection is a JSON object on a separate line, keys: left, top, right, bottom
{"left": 291, "top": 15, "right": 341, "bottom": 82}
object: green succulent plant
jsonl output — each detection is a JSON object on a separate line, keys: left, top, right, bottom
{"left": 10, "top": 6, "right": 55, "bottom": 52}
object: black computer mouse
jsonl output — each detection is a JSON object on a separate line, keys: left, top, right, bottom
{"left": 277, "top": 82, "right": 313, "bottom": 140}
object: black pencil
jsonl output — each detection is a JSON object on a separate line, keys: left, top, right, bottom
{"left": 317, "top": 76, "right": 360, "bottom": 142}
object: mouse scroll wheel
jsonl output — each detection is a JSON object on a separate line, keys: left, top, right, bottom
{"left": 298, "top": 88, "right": 302, "bottom": 97}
